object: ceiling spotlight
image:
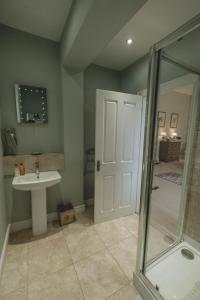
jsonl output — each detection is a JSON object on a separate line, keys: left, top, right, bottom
{"left": 127, "top": 38, "right": 133, "bottom": 45}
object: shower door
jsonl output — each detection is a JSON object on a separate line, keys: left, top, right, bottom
{"left": 142, "top": 62, "right": 200, "bottom": 300}
{"left": 143, "top": 57, "right": 199, "bottom": 265}
{"left": 134, "top": 14, "right": 200, "bottom": 300}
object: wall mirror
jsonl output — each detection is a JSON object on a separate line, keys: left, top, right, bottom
{"left": 15, "top": 84, "right": 48, "bottom": 124}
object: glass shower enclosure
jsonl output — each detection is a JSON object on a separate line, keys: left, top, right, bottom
{"left": 134, "top": 13, "right": 200, "bottom": 300}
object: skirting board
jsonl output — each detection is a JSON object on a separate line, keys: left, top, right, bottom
{"left": 10, "top": 204, "right": 85, "bottom": 233}
{"left": 0, "top": 224, "right": 10, "bottom": 280}
{"left": 85, "top": 198, "right": 94, "bottom": 207}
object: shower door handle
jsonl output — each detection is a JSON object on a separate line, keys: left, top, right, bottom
{"left": 152, "top": 186, "right": 159, "bottom": 190}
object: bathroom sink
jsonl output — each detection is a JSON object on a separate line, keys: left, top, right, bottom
{"left": 12, "top": 171, "right": 61, "bottom": 236}
{"left": 12, "top": 171, "right": 61, "bottom": 191}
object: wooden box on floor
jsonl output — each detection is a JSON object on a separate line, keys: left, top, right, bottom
{"left": 58, "top": 209, "right": 76, "bottom": 226}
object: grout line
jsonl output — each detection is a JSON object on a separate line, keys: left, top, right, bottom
{"left": 73, "top": 261, "right": 87, "bottom": 300}
{"left": 104, "top": 283, "right": 131, "bottom": 300}
{"left": 71, "top": 247, "right": 107, "bottom": 265}
{"left": 106, "top": 244, "right": 131, "bottom": 281}
{"left": 6, "top": 210, "right": 139, "bottom": 300}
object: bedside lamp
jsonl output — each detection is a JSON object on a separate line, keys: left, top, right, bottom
{"left": 160, "top": 132, "right": 167, "bottom": 141}
{"left": 171, "top": 132, "right": 177, "bottom": 140}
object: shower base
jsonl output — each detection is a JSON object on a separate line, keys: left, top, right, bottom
{"left": 146, "top": 242, "right": 200, "bottom": 300}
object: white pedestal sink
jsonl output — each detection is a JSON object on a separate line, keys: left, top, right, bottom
{"left": 12, "top": 171, "right": 61, "bottom": 236}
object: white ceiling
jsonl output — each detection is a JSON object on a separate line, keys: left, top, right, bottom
{"left": 0, "top": 0, "right": 73, "bottom": 41}
{"left": 95, "top": 0, "right": 200, "bottom": 70}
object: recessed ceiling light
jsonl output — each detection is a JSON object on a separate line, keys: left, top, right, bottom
{"left": 127, "top": 38, "right": 133, "bottom": 45}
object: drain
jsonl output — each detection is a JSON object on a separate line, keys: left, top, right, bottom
{"left": 181, "top": 248, "right": 194, "bottom": 260}
{"left": 155, "top": 284, "right": 159, "bottom": 291}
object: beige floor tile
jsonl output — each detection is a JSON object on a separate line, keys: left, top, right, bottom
{"left": 48, "top": 237, "right": 72, "bottom": 273}
{"left": 28, "top": 237, "right": 72, "bottom": 280}
{"left": 107, "top": 284, "right": 142, "bottom": 300}
{"left": 94, "top": 220, "right": 132, "bottom": 247}
{"left": 4, "top": 243, "right": 28, "bottom": 272}
{"left": 9, "top": 228, "right": 33, "bottom": 245}
{"left": 0, "top": 267, "right": 27, "bottom": 297}
{"left": 65, "top": 227, "right": 105, "bottom": 262}
{"left": 0, "top": 287, "right": 27, "bottom": 300}
{"left": 75, "top": 212, "right": 94, "bottom": 225}
{"left": 75, "top": 249, "right": 128, "bottom": 300}
{"left": 108, "top": 235, "right": 138, "bottom": 280}
{"left": 62, "top": 222, "right": 91, "bottom": 237}
{"left": 27, "top": 227, "right": 63, "bottom": 249}
{"left": 62, "top": 213, "right": 93, "bottom": 237}
{"left": 116, "top": 215, "right": 139, "bottom": 237}
{"left": 9, "top": 222, "right": 62, "bottom": 246}
{"left": 28, "top": 265, "right": 84, "bottom": 300}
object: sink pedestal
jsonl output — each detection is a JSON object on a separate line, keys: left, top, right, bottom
{"left": 12, "top": 171, "right": 61, "bottom": 237}
{"left": 31, "top": 189, "right": 47, "bottom": 235}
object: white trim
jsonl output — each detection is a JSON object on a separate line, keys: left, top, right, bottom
{"left": 10, "top": 204, "right": 85, "bottom": 233}
{"left": 85, "top": 198, "right": 94, "bottom": 207}
{"left": 0, "top": 224, "right": 10, "bottom": 280}
{"left": 74, "top": 204, "right": 86, "bottom": 214}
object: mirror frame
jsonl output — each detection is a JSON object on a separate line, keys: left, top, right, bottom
{"left": 15, "top": 84, "right": 48, "bottom": 124}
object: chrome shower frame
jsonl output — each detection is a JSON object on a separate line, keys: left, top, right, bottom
{"left": 133, "top": 13, "right": 200, "bottom": 300}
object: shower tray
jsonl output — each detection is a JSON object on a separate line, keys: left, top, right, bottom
{"left": 146, "top": 242, "right": 200, "bottom": 300}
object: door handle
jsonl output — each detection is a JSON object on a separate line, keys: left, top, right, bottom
{"left": 97, "top": 160, "right": 100, "bottom": 172}
{"left": 152, "top": 186, "right": 159, "bottom": 190}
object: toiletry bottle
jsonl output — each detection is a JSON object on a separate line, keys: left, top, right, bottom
{"left": 19, "top": 163, "right": 25, "bottom": 176}
{"left": 14, "top": 163, "right": 20, "bottom": 177}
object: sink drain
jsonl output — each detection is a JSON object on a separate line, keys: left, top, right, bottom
{"left": 181, "top": 248, "right": 194, "bottom": 260}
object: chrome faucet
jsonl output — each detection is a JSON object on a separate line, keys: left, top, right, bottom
{"left": 35, "top": 161, "right": 40, "bottom": 178}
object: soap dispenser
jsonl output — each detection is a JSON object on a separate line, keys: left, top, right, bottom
{"left": 19, "top": 163, "right": 25, "bottom": 176}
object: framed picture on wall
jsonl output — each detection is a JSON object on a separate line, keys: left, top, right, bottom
{"left": 158, "top": 111, "right": 166, "bottom": 127}
{"left": 170, "top": 113, "right": 179, "bottom": 128}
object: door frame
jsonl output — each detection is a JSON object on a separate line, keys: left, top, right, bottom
{"left": 94, "top": 89, "right": 144, "bottom": 223}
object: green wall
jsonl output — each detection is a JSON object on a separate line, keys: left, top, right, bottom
{"left": 0, "top": 25, "right": 63, "bottom": 154}
{"left": 60, "top": 68, "right": 84, "bottom": 208}
{"left": 60, "top": 16, "right": 85, "bottom": 210}
{"left": 84, "top": 64, "right": 121, "bottom": 200}
{"left": 121, "top": 55, "right": 149, "bottom": 94}
{"left": 0, "top": 25, "right": 64, "bottom": 223}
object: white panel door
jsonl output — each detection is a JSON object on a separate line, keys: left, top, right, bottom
{"left": 95, "top": 89, "right": 143, "bottom": 223}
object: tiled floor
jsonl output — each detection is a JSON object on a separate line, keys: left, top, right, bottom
{"left": 0, "top": 209, "right": 170, "bottom": 300}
